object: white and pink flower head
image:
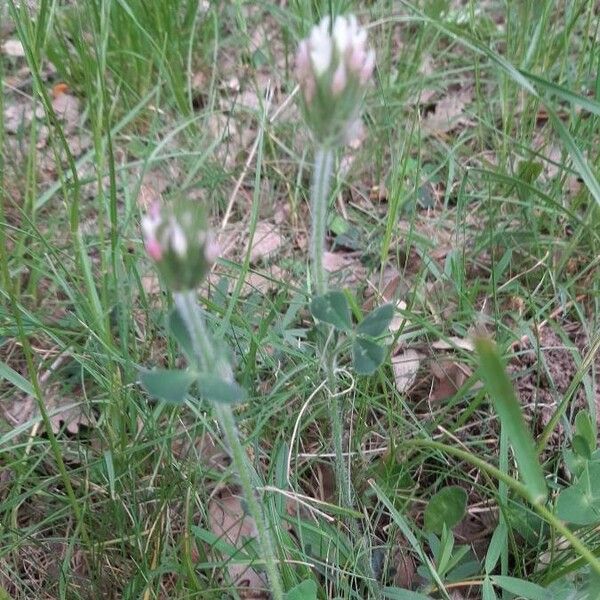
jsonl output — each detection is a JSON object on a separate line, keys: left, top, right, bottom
{"left": 141, "top": 199, "right": 218, "bottom": 291}
{"left": 294, "top": 14, "right": 375, "bottom": 145}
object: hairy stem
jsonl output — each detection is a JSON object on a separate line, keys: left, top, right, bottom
{"left": 174, "top": 291, "right": 215, "bottom": 371}
{"left": 310, "top": 146, "right": 334, "bottom": 296}
{"left": 214, "top": 403, "right": 285, "bottom": 600}
{"left": 173, "top": 291, "right": 284, "bottom": 599}
{"left": 326, "top": 356, "right": 350, "bottom": 508}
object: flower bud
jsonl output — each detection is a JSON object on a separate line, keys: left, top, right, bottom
{"left": 141, "top": 199, "right": 218, "bottom": 291}
{"left": 294, "top": 14, "right": 375, "bottom": 145}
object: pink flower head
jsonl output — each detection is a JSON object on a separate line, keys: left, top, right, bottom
{"left": 294, "top": 14, "right": 375, "bottom": 145}
{"left": 145, "top": 237, "right": 163, "bottom": 261}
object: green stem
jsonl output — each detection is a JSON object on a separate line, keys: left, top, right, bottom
{"left": 174, "top": 291, "right": 215, "bottom": 371}
{"left": 309, "top": 146, "right": 378, "bottom": 592}
{"left": 173, "top": 291, "right": 284, "bottom": 598}
{"left": 214, "top": 403, "right": 285, "bottom": 600}
{"left": 329, "top": 375, "right": 350, "bottom": 508}
{"left": 310, "top": 146, "right": 334, "bottom": 296}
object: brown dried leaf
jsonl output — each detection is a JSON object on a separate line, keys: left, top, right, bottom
{"left": 172, "top": 431, "right": 230, "bottom": 472}
{"left": 389, "top": 300, "right": 408, "bottom": 333}
{"left": 424, "top": 89, "right": 472, "bottom": 134}
{"left": 391, "top": 348, "right": 423, "bottom": 393}
{"left": 208, "top": 491, "right": 268, "bottom": 598}
{"left": 431, "top": 336, "right": 475, "bottom": 352}
{"left": 3, "top": 383, "right": 95, "bottom": 434}
{"left": 391, "top": 548, "right": 416, "bottom": 589}
{"left": 323, "top": 251, "right": 353, "bottom": 273}
{"left": 247, "top": 222, "right": 282, "bottom": 264}
{"left": 1, "top": 39, "right": 25, "bottom": 57}
{"left": 46, "top": 384, "right": 96, "bottom": 434}
{"left": 243, "top": 265, "right": 284, "bottom": 296}
{"left": 322, "top": 251, "right": 366, "bottom": 286}
{"left": 51, "top": 91, "right": 80, "bottom": 133}
{"left": 430, "top": 359, "right": 472, "bottom": 402}
{"left": 3, "top": 101, "right": 42, "bottom": 133}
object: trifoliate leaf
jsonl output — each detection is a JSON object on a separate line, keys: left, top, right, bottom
{"left": 352, "top": 337, "right": 385, "bottom": 375}
{"left": 139, "top": 368, "right": 196, "bottom": 404}
{"left": 357, "top": 304, "right": 394, "bottom": 337}
{"left": 197, "top": 374, "right": 247, "bottom": 405}
{"left": 310, "top": 291, "right": 352, "bottom": 332}
{"left": 424, "top": 486, "right": 467, "bottom": 534}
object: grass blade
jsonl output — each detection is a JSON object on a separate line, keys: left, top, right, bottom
{"left": 474, "top": 336, "right": 547, "bottom": 504}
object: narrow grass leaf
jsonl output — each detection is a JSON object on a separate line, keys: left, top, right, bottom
{"left": 0, "top": 360, "right": 34, "bottom": 396}
{"left": 485, "top": 520, "right": 507, "bottom": 574}
{"left": 519, "top": 69, "right": 600, "bottom": 117}
{"left": 475, "top": 336, "right": 547, "bottom": 504}
{"left": 490, "top": 576, "right": 547, "bottom": 599}
{"left": 191, "top": 525, "right": 252, "bottom": 561}
{"left": 548, "top": 110, "right": 600, "bottom": 208}
{"left": 370, "top": 480, "right": 447, "bottom": 593}
{"left": 356, "top": 304, "right": 394, "bottom": 337}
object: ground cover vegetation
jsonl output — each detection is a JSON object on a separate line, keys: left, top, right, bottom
{"left": 1, "top": 1, "right": 600, "bottom": 598}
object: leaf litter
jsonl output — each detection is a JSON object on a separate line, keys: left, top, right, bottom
{"left": 207, "top": 490, "right": 269, "bottom": 598}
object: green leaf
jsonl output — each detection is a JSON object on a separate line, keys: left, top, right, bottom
{"left": 285, "top": 580, "right": 317, "bottom": 600}
{"left": 490, "top": 576, "right": 547, "bottom": 600}
{"left": 139, "top": 368, "right": 196, "bottom": 404}
{"left": 572, "top": 435, "right": 592, "bottom": 460}
{"left": 197, "top": 374, "right": 247, "bottom": 405}
{"left": 548, "top": 110, "right": 600, "bottom": 210}
{"left": 0, "top": 360, "right": 34, "bottom": 396}
{"left": 482, "top": 578, "right": 497, "bottom": 600}
{"left": 564, "top": 448, "right": 587, "bottom": 478}
{"left": 424, "top": 486, "right": 467, "bottom": 534}
{"left": 167, "top": 307, "right": 194, "bottom": 360}
{"left": 352, "top": 338, "right": 385, "bottom": 375}
{"left": 357, "top": 304, "right": 394, "bottom": 337}
{"left": 545, "top": 579, "right": 577, "bottom": 599}
{"left": 0, "top": 586, "right": 11, "bottom": 600}
{"left": 475, "top": 336, "right": 547, "bottom": 504}
{"left": 516, "top": 160, "right": 543, "bottom": 185}
{"left": 310, "top": 291, "right": 352, "bottom": 332}
{"left": 575, "top": 410, "right": 596, "bottom": 454}
{"left": 370, "top": 480, "right": 445, "bottom": 591}
{"left": 556, "top": 463, "right": 600, "bottom": 525}
{"left": 485, "top": 520, "right": 507, "bottom": 574}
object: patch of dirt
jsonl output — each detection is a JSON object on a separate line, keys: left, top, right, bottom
{"left": 0, "top": 539, "right": 91, "bottom": 600}
{"left": 0, "top": 341, "right": 96, "bottom": 435}
{"left": 512, "top": 322, "right": 600, "bottom": 433}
